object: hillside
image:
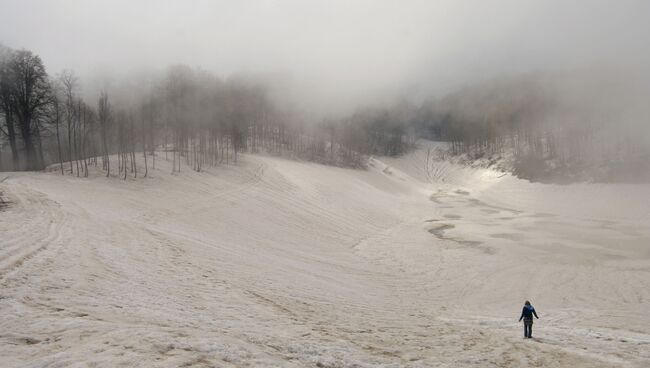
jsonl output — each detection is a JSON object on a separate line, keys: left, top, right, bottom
{"left": 1, "top": 146, "right": 649, "bottom": 367}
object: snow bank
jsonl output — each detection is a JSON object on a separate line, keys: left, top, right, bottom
{"left": 1, "top": 149, "right": 648, "bottom": 367}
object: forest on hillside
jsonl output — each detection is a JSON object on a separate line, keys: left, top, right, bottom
{"left": 0, "top": 45, "right": 415, "bottom": 177}
{"left": 416, "top": 71, "right": 650, "bottom": 182}
{"left": 1, "top": 44, "right": 649, "bottom": 183}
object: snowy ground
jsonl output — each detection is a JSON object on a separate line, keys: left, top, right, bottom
{"left": 1, "top": 144, "right": 649, "bottom": 367}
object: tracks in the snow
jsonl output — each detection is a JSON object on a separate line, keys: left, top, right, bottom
{"left": 0, "top": 179, "right": 68, "bottom": 282}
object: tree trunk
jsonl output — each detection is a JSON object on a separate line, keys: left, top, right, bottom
{"left": 142, "top": 116, "right": 148, "bottom": 177}
{"left": 20, "top": 123, "right": 39, "bottom": 171}
{"left": 67, "top": 116, "right": 73, "bottom": 174}
{"left": 35, "top": 124, "right": 45, "bottom": 170}
{"left": 5, "top": 113, "right": 19, "bottom": 170}
{"left": 55, "top": 104, "right": 64, "bottom": 175}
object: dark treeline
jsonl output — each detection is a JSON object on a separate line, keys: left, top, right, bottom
{"left": 4, "top": 46, "right": 645, "bottom": 182}
{"left": 0, "top": 46, "right": 415, "bottom": 175}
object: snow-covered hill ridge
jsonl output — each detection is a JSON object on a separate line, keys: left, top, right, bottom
{"left": 1, "top": 147, "right": 649, "bottom": 367}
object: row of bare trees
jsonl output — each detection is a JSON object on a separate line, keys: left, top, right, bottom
{"left": 1, "top": 46, "right": 414, "bottom": 175}
{"left": 3, "top": 46, "right": 647, "bottom": 183}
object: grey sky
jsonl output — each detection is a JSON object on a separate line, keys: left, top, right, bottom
{"left": 1, "top": 0, "right": 649, "bottom": 113}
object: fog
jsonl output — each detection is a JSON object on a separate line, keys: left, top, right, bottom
{"left": 2, "top": 0, "right": 649, "bottom": 115}
{"left": 4, "top": 2, "right": 650, "bottom": 366}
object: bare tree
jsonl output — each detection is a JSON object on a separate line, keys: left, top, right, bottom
{"left": 59, "top": 70, "right": 78, "bottom": 174}
{"left": 7, "top": 49, "right": 51, "bottom": 170}
{"left": 49, "top": 82, "right": 64, "bottom": 174}
{"left": 97, "top": 90, "right": 111, "bottom": 177}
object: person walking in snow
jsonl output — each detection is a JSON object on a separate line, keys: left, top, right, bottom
{"left": 518, "top": 300, "right": 539, "bottom": 338}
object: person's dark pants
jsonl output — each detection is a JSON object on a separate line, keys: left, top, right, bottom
{"left": 524, "top": 319, "right": 533, "bottom": 338}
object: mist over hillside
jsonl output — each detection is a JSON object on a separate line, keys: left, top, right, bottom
{"left": 1, "top": 1, "right": 650, "bottom": 367}
{"left": 2, "top": 1, "right": 649, "bottom": 181}
{"left": 417, "top": 68, "right": 650, "bottom": 182}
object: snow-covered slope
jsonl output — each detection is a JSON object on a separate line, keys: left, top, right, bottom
{"left": 1, "top": 147, "right": 649, "bottom": 367}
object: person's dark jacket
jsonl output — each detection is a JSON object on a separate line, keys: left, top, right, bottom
{"left": 519, "top": 305, "right": 539, "bottom": 322}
